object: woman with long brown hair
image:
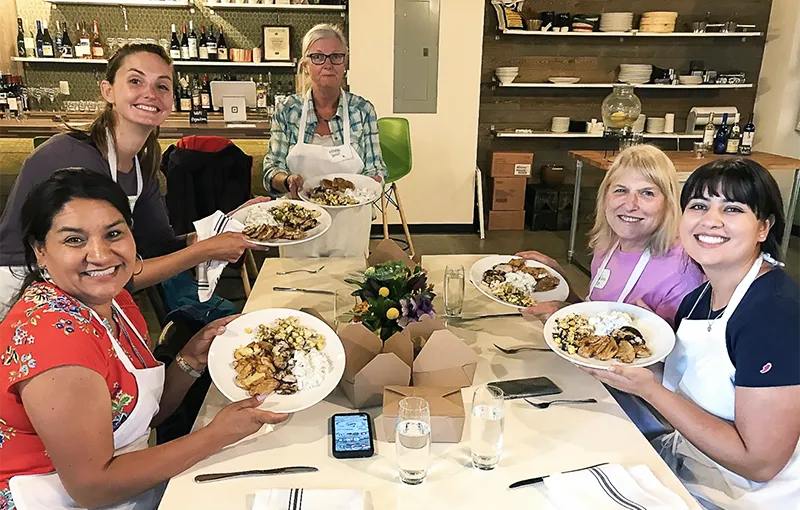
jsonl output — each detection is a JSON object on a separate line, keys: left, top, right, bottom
{"left": 0, "top": 44, "right": 259, "bottom": 318}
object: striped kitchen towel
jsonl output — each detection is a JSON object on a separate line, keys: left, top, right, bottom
{"left": 252, "top": 489, "right": 364, "bottom": 510}
{"left": 194, "top": 210, "right": 244, "bottom": 302}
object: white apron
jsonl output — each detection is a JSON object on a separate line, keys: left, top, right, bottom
{"left": 661, "top": 256, "right": 800, "bottom": 510}
{"left": 586, "top": 241, "right": 651, "bottom": 302}
{"left": 280, "top": 90, "right": 370, "bottom": 259}
{"left": 9, "top": 300, "right": 166, "bottom": 510}
{"left": 106, "top": 128, "right": 143, "bottom": 213}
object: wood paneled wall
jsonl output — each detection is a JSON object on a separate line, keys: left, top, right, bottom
{"left": 478, "top": 0, "right": 774, "bottom": 183}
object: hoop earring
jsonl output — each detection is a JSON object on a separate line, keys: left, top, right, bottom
{"left": 133, "top": 254, "right": 144, "bottom": 276}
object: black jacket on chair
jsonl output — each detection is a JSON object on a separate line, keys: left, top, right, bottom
{"left": 161, "top": 137, "right": 253, "bottom": 235}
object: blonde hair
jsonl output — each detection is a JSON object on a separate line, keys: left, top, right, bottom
{"left": 588, "top": 145, "right": 680, "bottom": 257}
{"left": 298, "top": 24, "right": 348, "bottom": 93}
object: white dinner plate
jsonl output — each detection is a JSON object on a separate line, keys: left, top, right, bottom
{"left": 548, "top": 77, "right": 581, "bottom": 84}
{"left": 230, "top": 199, "right": 332, "bottom": 247}
{"left": 469, "top": 255, "right": 570, "bottom": 308}
{"left": 542, "top": 301, "right": 676, "bottom": 369}
{"left": 208, "top": 308, "right": 346, "bottom": 413}
{"left": 299, "top": 173, "right": 382, "bottom": 210}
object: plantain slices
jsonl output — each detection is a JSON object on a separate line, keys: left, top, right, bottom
{"left": 595, "top": 337, "right": 620, "bottom": 361}
{"left": 616, "top": 340, "right": 636, "bottom": 363}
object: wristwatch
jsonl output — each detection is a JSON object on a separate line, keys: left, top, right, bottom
{"left": 175, "top": 352, "right": 205, "bottom": 378}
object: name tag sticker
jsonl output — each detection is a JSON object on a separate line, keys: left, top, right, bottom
{"left": 328, "top": 146, "right": 352, "bottom": 163}
{"left": 595, "top": 268, "right": 611, "bottom": 289}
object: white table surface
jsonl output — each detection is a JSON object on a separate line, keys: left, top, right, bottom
{"left": 158, "top": 255, "right": 700, "bottom": 509}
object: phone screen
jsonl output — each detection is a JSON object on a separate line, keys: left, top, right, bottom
{"left": 333, "top": 414, "right": 372, "bottom": 453}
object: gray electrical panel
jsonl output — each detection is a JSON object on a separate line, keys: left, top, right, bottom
{"left": 393, "top": 0, "right": 440, "bottom": 114}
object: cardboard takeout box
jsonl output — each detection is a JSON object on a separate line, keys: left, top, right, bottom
{"left": 383, "top": 386, "right": 466, "bottom": 443}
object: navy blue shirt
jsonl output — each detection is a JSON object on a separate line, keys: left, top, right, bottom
{"left": 675, "top": 269, "right": 800, "bottom": 388}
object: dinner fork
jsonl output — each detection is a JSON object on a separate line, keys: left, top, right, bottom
{"left": 493, "top": 343, "right": 551, "bottom": 354}
{"left": 276, "top": 265, "right": 325, "bottom": 276}
{"left": 524, "top": 398, "right": 597, "bottom": 409}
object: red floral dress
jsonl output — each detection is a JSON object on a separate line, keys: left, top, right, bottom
{"left": 0, "top": 282, "right": 159, "bottom": 510}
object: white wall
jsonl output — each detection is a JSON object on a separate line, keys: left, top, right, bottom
{"left": 349, "top": 0, "right": 485, "bottom": 225}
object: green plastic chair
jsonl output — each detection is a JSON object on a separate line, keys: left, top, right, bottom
{"left": 377, "top": 117, "right": 415, "bottom": 257}
{"left": 33, "top": 136, "right": 50, "bottom": 149}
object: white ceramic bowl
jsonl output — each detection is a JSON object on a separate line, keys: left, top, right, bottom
{"left": 679, "top": 75, "right": 703, "bottom": 85}
{"left": 548, "top": 77, "right": 581, "bottom": 84}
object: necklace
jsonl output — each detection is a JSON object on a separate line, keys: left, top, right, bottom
{"left": 706, "top": 289, "right": 727, "bottom": 332}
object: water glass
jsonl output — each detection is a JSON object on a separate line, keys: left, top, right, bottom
{"left": 444, "top": 265, "right": 465, "bottom": 317}
{"left": 396, "top": 397, "right": 431, "bottom": 485}
{"left": 470, "top": 385, "right": 505, "bottom": 470}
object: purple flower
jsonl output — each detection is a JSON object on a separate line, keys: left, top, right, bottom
{"left": 397, "top": 294, "right": 436, "bottom": 328}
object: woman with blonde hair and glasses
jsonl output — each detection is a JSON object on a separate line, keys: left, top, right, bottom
{"left": 263, "top": 23, "right": 387, "bottom": 258}
{"left": 517, "top": 144, "right": 704, "bottom": 324}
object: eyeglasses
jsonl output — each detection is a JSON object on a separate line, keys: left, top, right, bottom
{"left": 307, "top": 52, "right": 346, "bottom": 66}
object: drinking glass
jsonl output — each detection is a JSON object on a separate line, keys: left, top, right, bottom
{"left": 444, "top": 265, "right": 465, "bottom": 317}
{"left": 470, "top": 385, "right": 505, "bottom": 470}
{"left": 396, "top": 397, "right": 431, "bottom": 485}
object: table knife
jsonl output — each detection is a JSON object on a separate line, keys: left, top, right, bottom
{"left": 450, "top": 312, "right": 523, "bottom": 322}
{"left": 273, "top": 286, "right": 336, "bottom": 295}
{"left": 194, "top": 466, "right": 318, "bottom": 483}
{"left": 508, "top": 462, "right": 609, "bottom": 489}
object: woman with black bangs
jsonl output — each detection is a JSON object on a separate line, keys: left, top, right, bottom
{"left": 584, "top": 159, "right": 800, "bottom": 509}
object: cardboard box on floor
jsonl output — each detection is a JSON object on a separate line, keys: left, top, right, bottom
{"left": 488, "top": 210, "right": 525, "bottom": 230}
{"left": 491, "top": 151, "right": 534, "bottom": 177}
{"left": 491, "top": 177, "right": 527, "bottom": 211}
{"left": 383, "top": 386, "right": 466, "bottom": 443}
{"left": 337, "top": 316, "right": 479, "bottom": 408}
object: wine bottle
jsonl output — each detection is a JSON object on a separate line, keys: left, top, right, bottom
{"left": 206, "top": 25, "right": 217, "bottom": 60}
{"left": 25, "top": 28, "right": 36, "bottom": 58}
{"left": 170, "top": 24, "right": 181, "bottom": 60}
{"left": 0, "top": 74, "right": 8, "bottom": 116}
{"left": 739, "top": 113, "right": 755, "bottom": 155}
{"left": 180, "top": 25, "right": 190, "bottom": 60}
{"left": 200, "top": 74, "right": 211, "bottom": 110}
{"left": 713, "top": 113, "right": 729, "bottom": 155}
{"left": 199, "top": 26, "right": 209, "bottom": 60}
{"left": 90, "top": 20, "right": 104, "bottom": 59}
{"left": 191, "top": 75, "right": 201, "bottom": 108}
{"left": 702, "top": 113, "right": 715, "bottom": 151}
{"left": 54, "top": 21, "right": 63, "bottom": 56}
{"left": 7, "top": 76, "right": 20, "bottom": 118}
{"left": 256, "top": 74, "right": 267, "bottom": 112}
{"left": 41, "top": 21, "right": 55, "bottom": 58}
{"left": 216, "top": 26, "right": 228, "bottom": 61}
{"left": 726, "top": 113, "right": 741, "bottom": 155}
{"left": 61, "top": 22, "right": 74, "bottom": 58}
{"left": 79, "top": 22, "right": 91, "bottom": 59}
{"left": 17, "top": 18, "right": 26, "bottom": 58}
{"left": 180, "top": 76, "right": 191, "bottom": 112}
{"left": 188, "top": 21, "right": 198, "bottom": 60}
{"left": 35, "top": 21, "right": 44, "bottom": 58}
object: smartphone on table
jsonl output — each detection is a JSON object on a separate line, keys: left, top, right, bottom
{"left": 331, "top": 412, "right": 375, "bottom": 459}
{"left": 488, "top": 376, "right": 563, "bottom": 400}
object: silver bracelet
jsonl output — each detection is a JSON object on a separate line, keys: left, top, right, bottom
{"left": 175, "top": 352, "right": 204, "bottom": 378}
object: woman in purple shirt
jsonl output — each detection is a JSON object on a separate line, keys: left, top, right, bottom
{"left": 518, "top": 144, "right": 704, "bottom": 325}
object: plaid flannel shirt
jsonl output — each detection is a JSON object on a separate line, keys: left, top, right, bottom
{"left": 262, "top": 90, "right": 388, "bottom": 196}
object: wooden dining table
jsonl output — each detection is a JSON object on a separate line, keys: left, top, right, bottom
{"left": 157, "top": 255, "right": 701, "bottom": 509}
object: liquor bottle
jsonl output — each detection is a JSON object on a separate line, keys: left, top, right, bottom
{"left": 188, "top": 21, "right": 198, "bottom": 60}
{"left": 0, "top": 74, "right": 7, "bottom": 116}
{"left": 174, "top": 72, "right": 183, "bottom": 111}
{"left": 256, "top": 74, "right": 267, "bottom": 113}
{"left": 61, "top": 22, "right": 74, "bottom": 58}
{"left": 739, "top": 113, "right": 755, "bottom": 155}
{"left": 216, "top": 26, "right": 228, "bottom": 61}
{"left": 200, "top": 74, "right": 211, "bottom": 110}
{"left": 206, "top": 25, "right": 217, "bottom": 60}
{"left": 17, "top": 18, "right": 26, "bottom": 57}
{"left": 41, "top": 21, "right": 55, "bottom": 58}
{"left": 713, "top": 113, "right": 729, "bottom": 155}
{"left": 90, "top": 20, "right": 104, "bottom": 59}
{"left": 726, "top": 113, "right": 741, "bottom": 154}
{"left": 54, "top": 21, "right": 63, "bottom": 56}
{"left": 7, "top": 76, "right": 20, "bottom": 118}
{"left": 35, "top": 21, "right": 44, "bottom": 58}
{"left": 180, "top": 25, "right": 190, "bottom": 60}
{"left": 170, "top": 24, "right": 181, "bottom": 60}
{"left": 199, "top": 26, "right": 209, "bottom": 60}
{"left": 266, "top": 71, "right": 274, "bottom": 114}
{"left": 79, "top": 22, "right": 91, "bottom": 59}
{"left": 702, "top": 113, "right": 715, "bottom": 151}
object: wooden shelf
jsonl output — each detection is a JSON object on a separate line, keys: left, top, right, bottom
{"left": 495, "top": 82, "right": 753, "bottom": 90}
{"left": 44, "top": 0, "right": 190, "bottom": 7}
{"left": 501, "top": 29, "right": 762, "bottom": 38}
{"left": 13, "top": 57, "right": 108, "bottom": 64}
{"left": 494, "top": 130, "right": 703, "bottom": 140}
{"left": 13, "top": 57, "right": 295, "bottom": 68}
{"left": 205, "top": 1, "right": 346, "bottom": 10}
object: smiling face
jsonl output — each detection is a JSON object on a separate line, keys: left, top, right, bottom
{"left": 306, "top": 37, "right": 347, "bottom": 90}
{"left": 680, "top": 191, "right": 771, "bottom": 272}
{"left": 34, "top": 198, "right": 136, "bottom": 309}
{"left": 605, "top": 170, "right": 666, "bottom": 250}
{"left": 100, "top": 51, "right": 173, "bottom": 128}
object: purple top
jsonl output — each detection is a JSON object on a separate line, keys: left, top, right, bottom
{"left": 589, "top": 244, "right": 706, "bottom": 326}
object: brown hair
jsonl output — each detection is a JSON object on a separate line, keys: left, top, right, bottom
{"left": 74, "top": 43, "right": 173, "bottom": 180}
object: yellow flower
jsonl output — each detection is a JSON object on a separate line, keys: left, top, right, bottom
{"left": 378, "top": 287, "right": 390, "bottom": 297}
{"left": 386, "top": 307, "right": 400, "bottom": 320}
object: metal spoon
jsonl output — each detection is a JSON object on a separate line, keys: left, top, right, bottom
{"left": 276, "top": 265, "right": 325, "bottom": 276}
{"left": 524, "top": 398, "right": 597, "bottom": 409}
{"left": 493, "top": 343, "right": 552, "bottom": 354}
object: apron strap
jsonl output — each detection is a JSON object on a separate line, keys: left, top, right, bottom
{"left": 106, "top": 128, "right": 143, "bottom": 209}
{"left": 587, "top": 241, "right": 651, "bottom": 303}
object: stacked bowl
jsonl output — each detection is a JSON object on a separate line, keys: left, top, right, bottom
{"left": 495, "top": 67, "right": 519, "bottom": 85}
{"left": 678, "top": 75, "right": 703, "bottom": 85}
{"left": 551, "top": 117, "right": 570, "bottom": 133}
{"left": 600, "top": 12, "right": 634, "bottom": 32}
{"left": 646, "top": 117, "right": 666, "bottom": 134}
{"left": 618, "top": 64, "right": 653, "bottom": 84}
{"left": 639, "top": 12, "right": 678, "bottom": 33}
